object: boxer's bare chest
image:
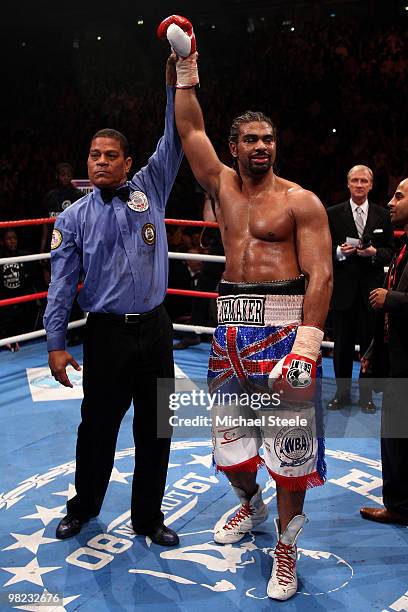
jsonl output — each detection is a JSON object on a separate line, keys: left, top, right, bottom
{"left": 217, "top": 181, "right": 294, "bottom": 245}
{"left": 214, "top": 178, "right": 300, "bottom": 281}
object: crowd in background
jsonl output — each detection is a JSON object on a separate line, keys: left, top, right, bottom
{"left": 0, "top": 8, "right": 407, "bottom": 345}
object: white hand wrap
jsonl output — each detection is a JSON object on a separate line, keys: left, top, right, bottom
{"left": 176, "top": 52, "right": 199, "bottom": 89}
{"left": 291, "top": 326, "right": 324, "bottom": 362}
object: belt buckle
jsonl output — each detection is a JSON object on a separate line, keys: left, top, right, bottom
{"left": 125, "top": 313, "right": 140, "bottom": 323}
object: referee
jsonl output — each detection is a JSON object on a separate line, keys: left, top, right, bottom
{"left": 44, "top": 58, "right": 182, "bottom": 546}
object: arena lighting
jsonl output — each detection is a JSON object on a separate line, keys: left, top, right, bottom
{"left": 137, "top": 19, "right": 144, "bottom": 25}
{"left": 97, "top": 35, "right": 102, "bottom": 40}
{"left": 21, "top": 41, "right": 27, "bottom": 47}
{"left": 291, "top": 26, "right": 295, "bottom": 31}
{"left": 330, "top": 13, "right": 336, "bottom": 17}
{"left": 332, "top": 128, "right": 337, "bottom": 133}
{"left": 211, "top": 24, "right": 216, "bottom": 29}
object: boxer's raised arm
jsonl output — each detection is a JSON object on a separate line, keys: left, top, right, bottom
{"left": 175, "top": 87, "right": 223, "bottom": 196}
{"left": 158, "top": 15, "right": 224, "bottom": 197}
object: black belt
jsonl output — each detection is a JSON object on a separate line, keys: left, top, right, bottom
{"left": 218, "top": 276, "right": 305, "bottom": 296}
{"left": 88, "top": 304, "right": 162, "bottom": 324}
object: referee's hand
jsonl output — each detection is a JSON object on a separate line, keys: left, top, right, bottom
{"left": 49, "top": 350, "right": 81, "bottom": 388}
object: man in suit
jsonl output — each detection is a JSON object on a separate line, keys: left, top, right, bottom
{"left": 327, "top": 165, "right": 394, "bottom": 413}
{"left": 360, "top": 178, "right": 408, "bottom": 525}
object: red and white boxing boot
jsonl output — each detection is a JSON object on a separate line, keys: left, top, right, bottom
{"left": 267, "top": 514, "right": 307, "bottom": 600}
{"left": 157, "top": 15, "right": 199, "bottom": 88}
{"left": 214, "top": 484, "right": 268, "bottom": 544}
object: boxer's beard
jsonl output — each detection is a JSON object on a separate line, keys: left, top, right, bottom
{"left": 248, "top": 158, "right": 273, "bottom": 175}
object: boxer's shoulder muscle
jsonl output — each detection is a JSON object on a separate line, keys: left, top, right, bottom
{"left": 287, "top": 185, "right": 326, "bottom": 220}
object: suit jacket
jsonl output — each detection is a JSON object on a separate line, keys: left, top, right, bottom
{"left": 370, "top": 253, "right": 408, "bottom": 378}
{"left": 327, "top": 200, "right": 394, "bottom": 310}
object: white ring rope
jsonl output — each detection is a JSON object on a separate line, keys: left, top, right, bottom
{"left": 0, "top": 318, "right": 88, "bottom": 348}
{"left": 0, "top": 251, "right": 226, "bottom": 266}
{"left": 0, "top": 318, "right": 338, "bottom": 350}
{"left": 0, "top": 249, "right": 360, "bottom": 352}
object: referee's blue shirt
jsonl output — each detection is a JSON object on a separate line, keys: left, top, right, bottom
{"left": 44, "top": 86, "right": 183, "bottom": 352}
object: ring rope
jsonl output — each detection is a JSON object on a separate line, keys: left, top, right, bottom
{"left": 0, "top": 251, "right": 226, "bottom": 266}
{"left": 0, "top": 218, "right": 219, "bottom": 230}
{"left": 0, "top": 216, "right": 404, "bottom": 237}
{"left": 0, "top": 216, "right": 395, "bottom": 352}
{"left": 0, "top": 319, "right": 338, "bottom": 351}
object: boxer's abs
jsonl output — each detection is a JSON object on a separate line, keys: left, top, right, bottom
{"left": 222, "top": 237, "right": 301, "bottom": 283}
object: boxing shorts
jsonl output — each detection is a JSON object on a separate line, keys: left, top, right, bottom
{"left": 208, "top": 277, "right": 326, "bottom": 491}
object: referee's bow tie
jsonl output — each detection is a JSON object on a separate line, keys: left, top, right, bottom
{"left": 100, "top": 185, "right": 130, "bottom": 204}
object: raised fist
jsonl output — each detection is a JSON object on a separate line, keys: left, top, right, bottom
{"left": 157, "top": 15, "right": 196, "bottom": 58}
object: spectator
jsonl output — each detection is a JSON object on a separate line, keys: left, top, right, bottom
{"left": 174, "top": 194, "right": 224, "bottom": 349}
{"left": 360, "top": 177, "right": 408, "bottom": 525}
{"left": 165, "top": 248, "right": 203, "bottom": 324}
{"left": 0, "top": 229, "right": 40, "bottom": 351}
{"left": 40, "top": 163, "right": 83, "bottom": 257}
{"left": 327, "top": 165, "right": 394, "bottom": 413}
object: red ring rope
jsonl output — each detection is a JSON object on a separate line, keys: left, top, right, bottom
{"left": 0, "top": 218, "right": 219, "bottom": 229}
{"left": 0, "top": 216, "right": 403, "bottom": 237}
{"left": 0, "top": 287, "right": 218, "bottom": 308}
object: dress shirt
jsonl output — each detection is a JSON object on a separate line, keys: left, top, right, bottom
{"left": 336, "top": 199, "right": 369, "bottom": 261}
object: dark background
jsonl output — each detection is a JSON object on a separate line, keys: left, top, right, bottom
{"left": 1, "top": 0, "right": 407, "bottom": 250}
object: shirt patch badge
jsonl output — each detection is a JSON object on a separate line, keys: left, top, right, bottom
{"left": 61, "top": 199, "right": 73, "bottom": 211}
{"left": 142, "top": 223, "right": 156, "bottom": 245}
{"left": 51, "top": 229, "right": 63, "bottom": 250}
{"left": 128, "top": 191, "right": 149, "bottom": 212}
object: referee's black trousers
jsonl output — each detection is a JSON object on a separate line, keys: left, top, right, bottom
{"left": 67, "top": 304, "right": 174, "bottom": 532}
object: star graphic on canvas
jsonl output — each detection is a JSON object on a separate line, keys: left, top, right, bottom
{"left": 53, "top": 483, "right": 76, "bottom": 500}
{"left": 187, "top": 453, "right": 214, "bottom": 469}
{"left": 109, "top": 467, "right": 133, "bottom": 484}
{"left": 13, "top": 589, "right": 80, "bottom": 611}
{"left": 3, "top": 528, "right": 59, "bottom": 555}
{"left": 1, "top": 557, "right": 61, "bottom": 587}
{"left": 22, "top": 504, "right": 66, "bottom": 527}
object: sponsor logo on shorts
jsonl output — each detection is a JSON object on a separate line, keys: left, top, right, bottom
{"left": 142, "top": 223, "right": 156, "bottom": 245}
{"left": 50, "top": 229, "right": 63, "bottom": 250}
{"left": 274, "top": 425, "right": 314, "bottom": 467}
{"left": 128, "top": 191, "right": 149, "bottom": 212}
{"left": 287, "top": 359, "right": 312, "bottom": 388}
{"left": 217, "top": 296, "right": 266, "bottom": 325}
{"left": 219, "top": 426, "right": 247, "bottom": 445}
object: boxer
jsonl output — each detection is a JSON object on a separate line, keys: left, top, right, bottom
{"left": 158, "top": 16, "right": 332, "bottom": 600}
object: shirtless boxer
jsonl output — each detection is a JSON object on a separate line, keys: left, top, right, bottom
{"left": 158, "top": 16, "right": 332, "bottom": 600}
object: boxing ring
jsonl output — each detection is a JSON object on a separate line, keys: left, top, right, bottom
{"left": 0, "top": 217, "right": 407, "bottom": 611}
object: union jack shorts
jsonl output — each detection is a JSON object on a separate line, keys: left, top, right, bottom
{"left": 208, "top": 288, "right": 326, "bottom": 490}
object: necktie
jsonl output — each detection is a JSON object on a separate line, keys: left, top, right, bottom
{"left": 100, "top": 186, "right": 130, "bottom": 204}
{"left": 354, "top": 206, "right": 365, "bottom": 239}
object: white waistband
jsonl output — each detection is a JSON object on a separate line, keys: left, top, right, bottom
{"left": 217, "top": 294, "right": 304, "bottom": 326}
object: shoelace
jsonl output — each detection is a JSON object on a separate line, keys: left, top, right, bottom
{"left": 274, "top": 540, "right": 296, "bottom": 585}
{"left": 224, "top": 503, "right": 253, "bottom": 530}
